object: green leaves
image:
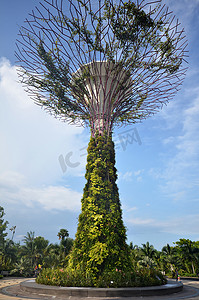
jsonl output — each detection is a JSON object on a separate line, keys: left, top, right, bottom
{"left": 67, "top": 133, "right": 132, "bottom": 278}
{"left": 109, "top": 1, "right": 155, "bottom": 46}
{"left": 57, "top": 229, "right": 69, "bottom": 241}
{"left": 16, "top": 0, "right": 187, "bottom": 131}
{"left": 36, "top": 265, "right": 166, "bottom": 287}
{"left": 0, "top": 206, "right": 8, "bottom": 248}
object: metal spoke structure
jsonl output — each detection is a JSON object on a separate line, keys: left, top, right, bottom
{"left": 16, "top": 0, "right": 188, "bottom": 136}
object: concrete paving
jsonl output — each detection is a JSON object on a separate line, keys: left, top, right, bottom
{"left": 0, "top": 277, "right": 33, "bottom": 300}
{"left": 1, "top": 277, "right": 199, "bottom": 300}
{"left": 19, "top": 280, "right": 183, "bottom": 297}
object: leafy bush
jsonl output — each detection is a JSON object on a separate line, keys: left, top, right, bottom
{"left": 9, "top": 258, "right": 34, "bottom": 277}
{"left": 167, "top": 270, "right": 199, "bottom": 279}
{"left": 0, "top": 275, "right": 3, "bottom": 279}
{"left": 179, "top": 272, "right": 199, "bottom": 277}
{"left": 36, "top": 267, "right": 167, "bottom": 288}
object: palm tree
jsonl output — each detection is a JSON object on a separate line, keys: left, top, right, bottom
{"left": 11, "top": 257, "right": 32, "bottom": 277}
{"left": 139, "top": 242, "right": 157, "bottom": 268}
{"left": 34, "top": 236, "right": 49, "bottom": 266}
{"left": 129, "top": 242, "right": 140, "bottom": 268}
{"left": 57, "top": 229, "right": 69, "bottom": 242}
{"left": 161, "top": 244, "right": 177, "bottom": 274}
{"left": 42, "top": 244, "right": 60, "bottom": 268}
{"left": 153, "top": 250, "right": 163, "bottom": 271}
{"left": 138, "top": 256, "right": 156, "bottom": 269}
{"left": 0, "top": 239, "right": 17, "bottom": 270}
{"left": 57, "top": 229, "right": 71, "bottom": 260}
{"left": 141, "top": 242, "right": 156, "bottom": 259}
{"left": 22, "top": 231, "right": 36, "bottom": 269}
{"left": 175, "top": 239, "right": 199, "bottom": 274}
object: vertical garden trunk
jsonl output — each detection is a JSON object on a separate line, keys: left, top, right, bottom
{"left": 68, "top": 132, "right": 132, "bottom": 277}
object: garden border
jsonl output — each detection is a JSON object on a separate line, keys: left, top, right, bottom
{"left": 20, "top": 279, "right": 183, "bottom": 297}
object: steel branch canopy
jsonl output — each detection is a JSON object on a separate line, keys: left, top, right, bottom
{"left": 16, "top": 0, "right": 188, "bottom": 136}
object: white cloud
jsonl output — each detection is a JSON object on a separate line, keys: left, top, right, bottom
{"left": 0, "top": 57, "right": 88, "bottom": 213}
{"left": 22, "top": 185, "right": 82, "bottom": 211}
{"left": 134, "top": 170, "right": 143, "bottom": 182}
{"left": 128, "top": 217, "right": 154, "bottom": 225}
{"left": 118, "top": 171, "right": 133, "bottom": 182}
{"left": 162, "top": 136, "right": 175, "bottom": 145}
{"left": 159, "top": 215, "right": 199, "bottom": 235}
{"left": 127, "top": 214, "right": 199, "bottom": 236}
{"left": 122, "top": 204, "right": 138, "bottom": 213}
{"left": 134, "top": 170, "right": 142, "bottom": 176}
{"left": 164, "top": 0, "right": 199, "bottom": 38}
{"left": 0, "top": 57, "right": 89, "bottom": 184}
{"left": 163, "top": 92, "right": 199, "bottom": 193}
{"left": 118, "top": 170, "right": 143, "bottom": 182}
{"left": 149, "top": 80, "right": 199, "bottom": 200}
{"left": 0, "top": 170, "right": 82, "bottom": 211}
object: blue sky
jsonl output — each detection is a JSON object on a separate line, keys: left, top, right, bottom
{"left": 0, "top": 0, "right": 199, "bottom": 250}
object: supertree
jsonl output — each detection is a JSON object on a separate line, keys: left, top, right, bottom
{"left": 16, "top": 0, "right": 187, "bottom": 285}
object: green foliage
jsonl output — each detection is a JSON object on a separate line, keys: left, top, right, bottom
{"left": 0, "top": 206, "right": 198, "bottom": 283}
{"left": 0, "top": 239, "right": 18, "bottom": 271}
{"left": 174, "top": 239, "right": 199, "bottom": 274}
{"left": 21, "top": 231, "right": 37, "bottom": 269}
{"left": 0, "top": 206, "right": 8, "bottom": 248}
{"left": 34, "top": 236, "right": 49, "bottom": 253}
{"left": 178, "top": 272, "right": 199, "bottom": 277}
{"left": 1, "top": 206, "right": 199, "bottom": 282}
{"left": 0, "top": 206, "right": 9, "bottom": 272}
{"left": 16, "top": 0, "right": 187, "bottom": 133}
{"left": 57, "top": 229, "right": 69, "bottom": 241}
{"left": 140, "top": 242, "right": 156, "bottom": 259}
{"left": 30, "top": 42, "right": 79, "bottom": 115}
{"left": 160, "top": 243, "right": 178, "bottom": 274}
{"left": 108, "top": 1, "right": 155, "bottom": 46}
{"left": 36, "top": 267, "right": 166, "bottom": 287}
{"left": 57, "top": 229, "right": 73, "bottom": 267}
{"left": 10, "top": 257, "right": 34, "bottom": 277}
{"left": 67, "top": 133, "right": 132, "bottom": 281}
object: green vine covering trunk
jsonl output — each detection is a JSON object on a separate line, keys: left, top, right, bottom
{"left": 68, "top": 132, "right": 132, "bottom": 278}
{"left": 36, "top": 132, "right": 166, "bottom": 287}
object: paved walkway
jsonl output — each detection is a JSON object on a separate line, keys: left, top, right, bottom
{"left": 0, "top": 277, "right": 33, "bottom": 300}
{"left": 1, "top": 277, "right": 199, "bottom": 300}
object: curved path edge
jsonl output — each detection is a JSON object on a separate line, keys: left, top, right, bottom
{"left": 20, "top": 279, "right": 183, "bottom": 298}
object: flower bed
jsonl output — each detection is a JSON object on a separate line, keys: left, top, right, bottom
{"left": 36, "top": 267, "right": 167, "bottom": 288}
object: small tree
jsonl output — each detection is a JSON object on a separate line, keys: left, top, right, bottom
{"left": 57, "top": 229, "right": 73, "bottom": 264}
{"left": 0, "top": 206, "right": 9, "bottom": 272}
{"left": 0, "top": 206, "right": 8, "bottom": 248}
{"left": 22, "top": 231, "right": 36, "bottom": 269}
{"left": 10, "top": 226, "right": 16, "bottom": 241}
{"left": 34, "top": 236, "right": 49, "bottom": 265}
{"left": 161, "top": 244, "right": 177, "bottom": 274}
{"left": 57, "top": 229, "right": 69, "bottom": 242}
{"left": 175, "top": 239, "right": 199, "bottom": 275}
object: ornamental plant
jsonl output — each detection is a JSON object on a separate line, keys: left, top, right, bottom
{"left": 67, "top": 133, "right": 132, "bottom": 277}
{"left": 16, "top": 0, "right": 187, "bottom": 286}
{"left": 36, "top": 267, "right": 167, "bottom": 287}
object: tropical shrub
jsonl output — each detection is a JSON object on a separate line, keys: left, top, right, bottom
{"left": 36, "top": 267, "right": 167, "bottom": 287}
{"left": 178, "top": 272, "right": 199, "bottom": 277}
